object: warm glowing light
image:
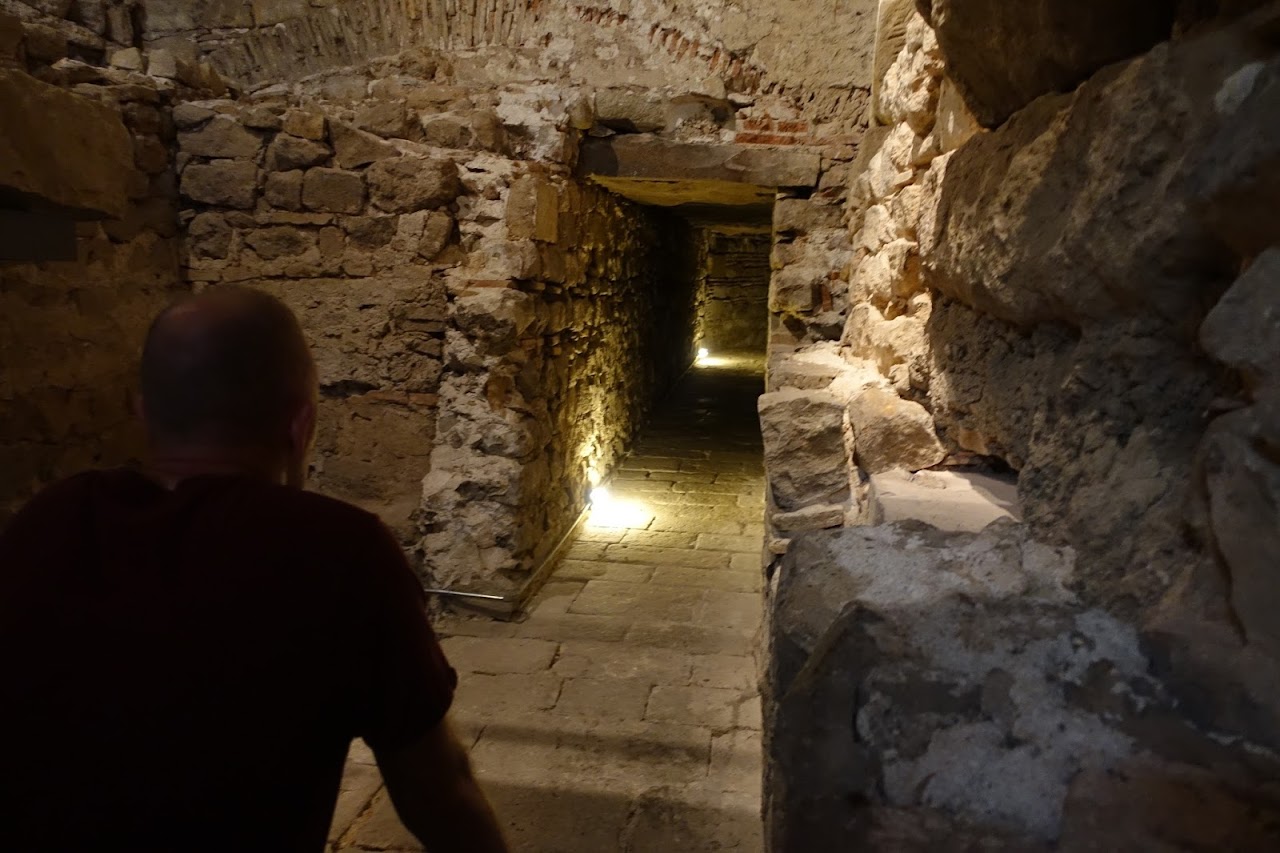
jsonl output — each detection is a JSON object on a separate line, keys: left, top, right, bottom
{"left": 697, "top": 347, "right": 710, "bottom": 360}
{"left": 587, "top": 467, "right": 601, "bottom": 487}
{"left": 586, "top": 485, "right": 652, "bottom": 529}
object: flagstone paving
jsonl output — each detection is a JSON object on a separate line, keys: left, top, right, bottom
{"left": 329, "top": 355, "right": 767, "bottom": 852}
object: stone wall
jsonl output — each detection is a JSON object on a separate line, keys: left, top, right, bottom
{"left": 697, "top": 230, "right": 770, "bottom": 355}
{"left": 762, "top": 1, "right": 1280, "bottom": 847}
{"left": 0, "top": 12, "right": 183, "bottom": 526}
{"left": 171, "top": 48, "right": 702, "bottom": 589}
{"left": 140, "top": 0, "right": 878, "bottom": 142}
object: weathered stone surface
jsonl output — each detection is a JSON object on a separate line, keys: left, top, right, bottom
{"left": 187, "top": 211, "right": 233, "bottom": 258}
{"left": 355, "top": 99, "right": 413, "bottom": 139}
{"left": 418, "top": 210, "right": 453, "bottom": 259}
{"left": 767, "top": 521, "right": 1280, "bottom": 850}
{"left": 243, "top": 226, "right": 315, "bottom": 260}
{"left": 302, "top": 168, "right": 364, "bottom": 214}
{"left": 0, "top": 69, "right": 132, "bottom": 218}
{"left": 848, "top": 386, "right": 944, "bottom": 473}
{"left": 758, "top": 390, "right": 850, "bottom": 511}
{"left": 263, "top": 169, "right": 303, "bottom": 210}
{"left": 769, "top": 266, "right": 822, "bottom": 316}
{"left": 178, "top": 115, "right": 263, "bottom": 159}
{"left": 919, "top": 30, "right": 1274, "bottom": 329}
{"left": 580, "top": 135, "right": 821, "bottom": 188}
{"left": 282, "top": 107, "right": 326, "bottom": 140}
{"left": 329, "top": 120, "right": 396, "bottom": 169}
{"left": 266, "top": 134, "right": 331, "bottom": 171}
{"left": 1201, "top": 250, "right": 1280, "bottom": 391}
{"left": 181, "top": 160, "right": 258, "bottom": 209}
{"left": 366, "top": 156, "right": 460, "bottom": 213}
{"left": 876, "top": 9, "right": 943, "bottom": 134}
{"left": 929, "top": 0, "right": 1178, "bottom": 127}
{"left": 595, "top": 89, "right": 666, "bottom": 132}
{"left": 1195, "top": 405, "right": 1280, "bottom": 659}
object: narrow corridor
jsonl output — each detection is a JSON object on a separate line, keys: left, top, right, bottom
{"left": 329, "top": 355, "right": 768, "bottom": 852}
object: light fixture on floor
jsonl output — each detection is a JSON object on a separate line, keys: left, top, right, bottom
{"left": 697, "top": 347, "right": 710, "bottom": 360}
{"left": 586, "top": 484, "right": 651, "bottom": 530}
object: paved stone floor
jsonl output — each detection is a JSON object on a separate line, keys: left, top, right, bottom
{"left": 329, "top": 354, "right": 767, "bottom": 852}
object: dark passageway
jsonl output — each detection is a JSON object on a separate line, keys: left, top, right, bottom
{"left": 330, "top": 357, "right": 769, "bottom": 851}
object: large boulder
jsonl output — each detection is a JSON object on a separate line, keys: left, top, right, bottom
{"left": 1201, "top": 248, "right": 1280, "bottom": 392}
{"left": 766, "top": 521, "right": 1280, "bottom": 850}
{"left": 926, "top": 0, "right": 1177, "bottom": 127}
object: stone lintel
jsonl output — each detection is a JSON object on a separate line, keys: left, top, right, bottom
{"left": 579, "top": 134, "right": 822, "bottom": 190}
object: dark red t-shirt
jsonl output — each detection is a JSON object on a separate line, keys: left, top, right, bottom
{"left": 0, "top": 469, "right": 457, "bottom": 851}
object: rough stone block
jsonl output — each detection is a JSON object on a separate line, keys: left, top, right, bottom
{"left": 1201, "top": 250, "right": 1280, "bottom": 391}
{"left": 181, "top": 160, "right": 258, "bottom": 209}
{"left": 930, "top": 0, "right": 1177, "bottom": 127}
{"left": 366, "top": 156, "right": 461, "bottom": 213}
{"left": 847, "top": 386, "right": 944, "bottom": 473}
{"left": 758, "top": 389, "right": 851, "bottom": 511}
{"left": 355, "top": 99, "right": 413, "bottom": 139}
{"left": 330, "top": 120, "right": 396, "bottom": 169}
{"left": 243, "top": 226, "right": 315, "bottom": 260}
{"left": 767, "top": 520, "right": 1280, "bottom": 849}
{"left": 263, "top": 169, "right": 303, "bottom": 210}
{"left": 769, "top": 267, "right": 824, "bottom": 316}
{"left": 0, "top": 69, "right": 132, "bottom": 218}
{"left": 302, "top": 168, "right": 364, "bottom": 214}
{"left": 282, "top": 107, "right": 326, "bottom": 141}
{"left": 595, "top": 89, "right": 667, "bottom": 132}
{"left": 178, "top": 115, "right": 263, "bottom": 159}
{"left": 418, "top": 210, "right": 454, "bottom": 259}
{"left": 266, "top": 134, "right": 330, "bottom": 171}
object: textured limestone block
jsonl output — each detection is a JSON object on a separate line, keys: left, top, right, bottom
{"left": 244, "top": 226, "right": 315, "bottom": 260}
{"left": 356, "top": 99, "right": 413, "bottom": 139}
{"left": 263, "top": 169, "right": 303, "bottom": 210}
{"left": 187, "top": 212, "right": 233, "bottom": 258}
{"left": 181, "top": 160, "right": 258, "bottom": 209}
{"left": 773, "top": 198, "right": 843, "bottom": 235}
{"left": 771, "top": 504, "right": 847, "bottom": 533}
{"left": 935, "top": 79, "right": 981, "bottom": 152}
{"left": 282, "top": 108, "right": 326, "bottom": 141}
{"left": 862, "top": 123, "right": 916, "bottom": 202}
{"left": 109, "top": 47, "right": 144, "bottom": 71}
{"left": 1197, "top": 404, "right": 1280, "bottom": 658}
{"left": 876, "top": 10, "right": 943, "bottom": 134}
{"left": 366, "top": 156, "right": 461, "bottom": 213}
{"left": 330, "top": 120, "right": 396, "bottom": 169}
{"left": 173, "top": 102, "right": 215, "bottom": 130}
{"left": 770, "top": 267, "right": 824, "bottom": 316}
{"left": 848, "top": 386, "right": 944, "bottom": 473}
{"left": 0, "top": 69, "right": 132, "bottom": 218}
{"left": 871, "top": 0, "right": 917, "bottom": 116}
{"left": 595, "top": 89, "right": 667, "bottom": 132}
{"left": 1201, "top": 249, "right": 1280, "bottom": 390}
{"left": 418, "top": 210, "right": 454, "bottom": 259}
{"left": 759, "top": 390, "right": 852, "bottom": 511}
{"left": 148, "top": 49, "right": 179, "bottom": 80}
{"left": 1193, "top": 63, "right": 1280, "bottom": 256}
{"left": 252, "top": 0, "right": 309, "bottom": 27}
{"left": 302, "top": 168, "right": 364, "bottom": 214}
{"left": 506, "top": 175, "right": 559, "bottom": 242}
{"left": 929, "top": 0, "right": 1177, "bottom": 127}
{"left": 452, "top": 288, "right": 540, "bottom": 355}
{"left": 267, "top": 134, "right": 331, "bottom": 171}
{"left": 178, "top": 116, "right": 263, "bottom": 159}
{"left": 765, "top": 521, "right": 1279, "bottom": 849}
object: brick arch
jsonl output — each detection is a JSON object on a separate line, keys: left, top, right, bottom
{"left": 206, "top": 0, "right": 770, "bottom": 93}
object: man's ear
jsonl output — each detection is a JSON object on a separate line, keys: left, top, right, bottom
{"left": 289, "top": 400, "right": 317, "bottom": 454}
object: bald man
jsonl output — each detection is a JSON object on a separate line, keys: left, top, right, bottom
{"left": 0, "top": 288, "right": 508, "bottom": 852}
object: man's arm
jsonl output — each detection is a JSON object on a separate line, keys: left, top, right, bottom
{"left": 374, "top": 718, "right": 508, "bottom": 853}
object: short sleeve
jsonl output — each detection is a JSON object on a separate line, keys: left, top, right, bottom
{"left": 350, "top": 518, "right": 458, "bottom": 753}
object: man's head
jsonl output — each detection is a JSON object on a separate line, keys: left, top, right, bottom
{"left": 139, "top": 287, "right": 318, "bottom": 486}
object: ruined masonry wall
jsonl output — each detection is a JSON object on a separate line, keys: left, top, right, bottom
{"left": 0, "top": 14, "right": 184, "bottom": 526}
{"left": 698, "top": 231, "right": 770, "bottom": 355}
{"left": 172, "top": 62, "right": 699, "bottom": 585}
